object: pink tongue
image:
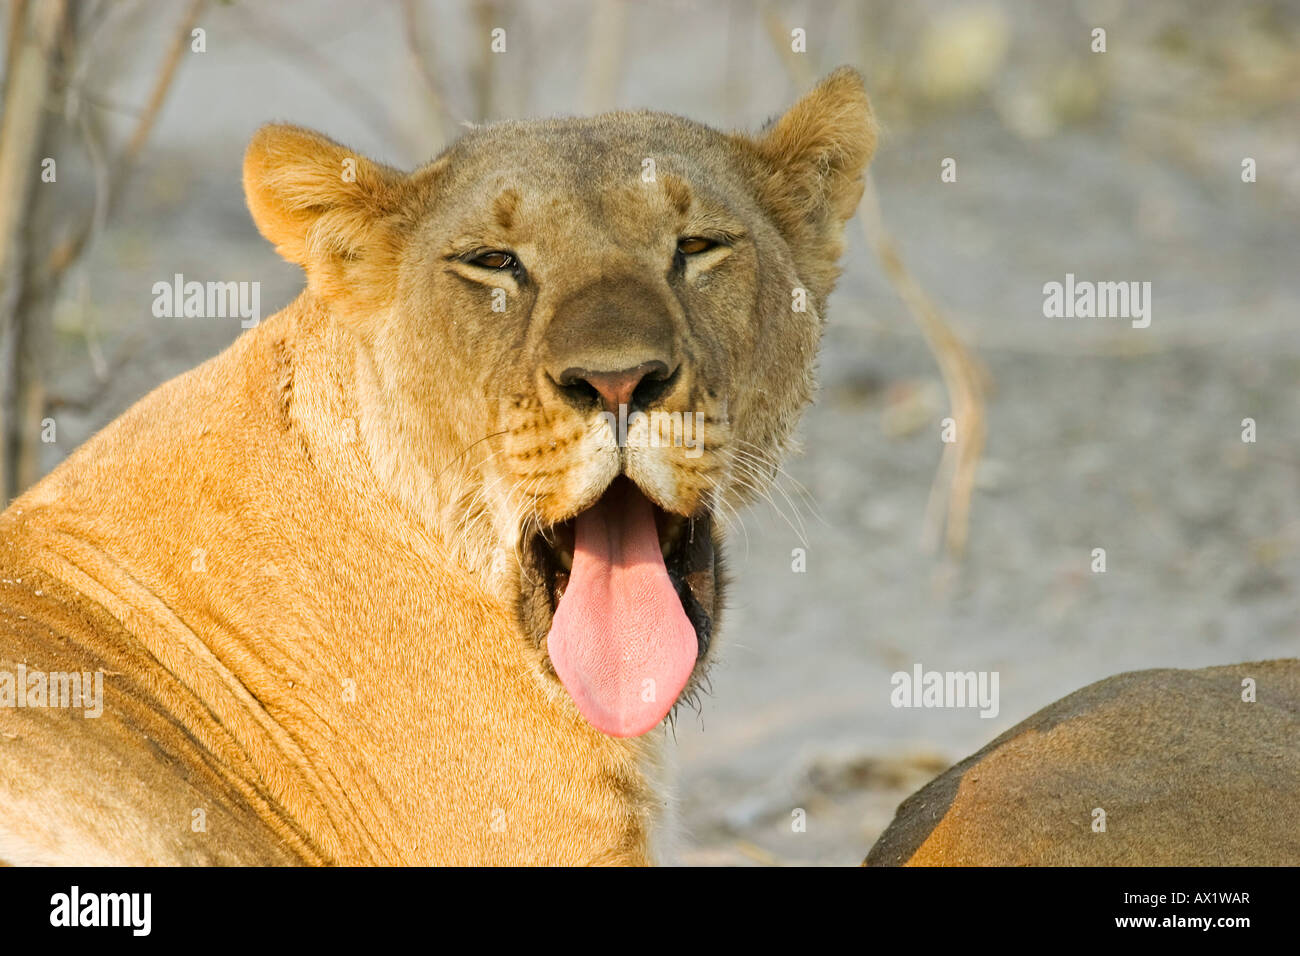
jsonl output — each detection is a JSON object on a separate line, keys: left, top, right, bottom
{"left": 546, "top": 480, "right": 698, "bottom": 737}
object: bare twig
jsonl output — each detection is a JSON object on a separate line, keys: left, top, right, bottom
{"left": 401, "top": 0, "right": 467, "bottom": 149}
{"left": 469, "top": 0, "right": 499, "bottom": 122}
{"left": 228, "top": 3, "right": 407, "bottom": 153}
{"left": 39, "top": 0, "right": 205, "bottom": 285}
{"left": 760, "top": 0, "right": 814, "bottom": 89}
{"left": 121, "top": 0, "right": 202, "bottom": 164}
{"left": 858, "top": 177, "right": 988, "bottom": 555}
{"left": 759, "top": 1, "right": 990, "bottom": 556}
{"left": 3, "top": 1, "right": 30, "bottom": 82}
{"left": 0, "top": 0, "right": 66, "bottom": 499}
{"left": 582, "top": 0, "right": 626, "bottom": 114}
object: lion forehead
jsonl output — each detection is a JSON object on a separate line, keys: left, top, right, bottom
{"left": 425, "top": 114, "right": 751, "bottom": 219}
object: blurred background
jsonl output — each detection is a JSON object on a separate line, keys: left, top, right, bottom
{"left": 1, "top": 0, "right": 1297, "bottom": 864}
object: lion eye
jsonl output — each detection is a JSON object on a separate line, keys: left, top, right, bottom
{"left": 677, "top": 236, "right": 718, "bottom": 256}
{"left": 469, "top": 250, "right": 516, "bottom": 270}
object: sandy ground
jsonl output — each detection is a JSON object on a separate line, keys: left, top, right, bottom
{"left": 20, "top": 1, "right": 1300, "bottom": 865}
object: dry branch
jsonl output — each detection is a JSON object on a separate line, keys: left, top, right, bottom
{"left": 582, "top": 0, "right": 626, "bottom": 115}
{"left": 858, "top": 178, "right": 988, "bottom": 555}
{"left": 0, "top": 0, "right": 66, "bottom": 499}
{"left": 401, "top": 0, "right": 469, "bottom": 150}
{"left": 38, "top": 0, "right": 204, "bottom": 285}
{"left": 760, "top": 1, "right": 989, "bottom": 556}
{"left": 2, "top": 0, "right": 202, "bottom": 498}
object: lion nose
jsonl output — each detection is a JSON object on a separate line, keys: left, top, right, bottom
{"left": 557, "top": 361, "right": 674, "bottom": 414}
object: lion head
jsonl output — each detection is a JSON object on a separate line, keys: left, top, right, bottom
{"left": 243, "top": 68, "right": 875, "bottom": 738}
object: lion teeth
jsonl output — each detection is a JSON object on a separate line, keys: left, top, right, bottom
{"left": 557, "top": 548, "right": 573, "bottom": 571}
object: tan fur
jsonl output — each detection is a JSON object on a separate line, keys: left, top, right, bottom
{"left": 866, "top": 660, "right": 1300, "bottom": 866}
{"left": 0, "top": 70, "right": 875, "bottom": 865}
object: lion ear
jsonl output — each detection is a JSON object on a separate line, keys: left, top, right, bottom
{"left": 745, "top": 67, "right": 876, "bottom": 295}
{"left": 242, "top": 124, "right": 405, "bottom": 275}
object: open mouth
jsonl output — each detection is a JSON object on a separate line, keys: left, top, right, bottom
{"left": 518, "top": 476, "right": 717, "bottom": 737}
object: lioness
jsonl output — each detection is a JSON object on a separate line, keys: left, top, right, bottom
{"left": 867, "top": 660, "right": 1300, "bottom": 865}
{"left": 0, "top": 69, "right": 875, "bottom": 864}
